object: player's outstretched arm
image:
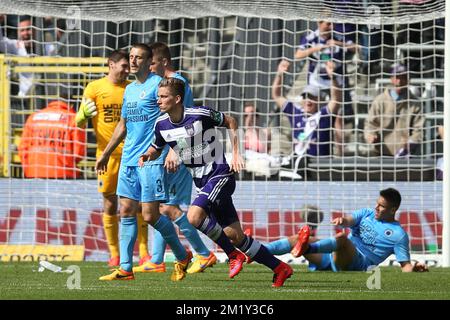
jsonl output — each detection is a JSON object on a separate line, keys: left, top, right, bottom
{"left": 139, "top": 146, "right": 163, "bottom": 167}
{"left": 222, "top": 114, "right": 244, "bottom": 173}
{"left": 295, "top": 45, "right": 327, "bottom": 60}
{"left": 95, "top": 117, "right": 126, "bottom": 174}
{"left": 332, "top": 215, "right": 355, "bottom": 228}
{"left": 271, "top": 60, "right": 289, "bottom": 110}
{"left": 400, "top": 261, "right": 429, "bottom": 272}
{"left": 326, "top": 61, "right": 342, "bottom": 116}
{"left": 326, "top": 60, "right": 344, "bottom": 156}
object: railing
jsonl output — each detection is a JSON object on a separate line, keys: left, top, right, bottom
{"left": 0, "top": 54, "right": 108, "bottom": 177}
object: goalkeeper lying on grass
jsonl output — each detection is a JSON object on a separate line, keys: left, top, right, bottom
{"left": 290, "top": 188, "right": 428, "bottom": 273}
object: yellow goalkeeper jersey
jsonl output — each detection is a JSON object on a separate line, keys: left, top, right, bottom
{"left": 83, "top": 77, "right": 130, "bottom": 157}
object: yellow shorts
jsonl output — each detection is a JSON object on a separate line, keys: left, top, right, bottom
{"left": 98, "top": 156, "right": 121, "bottom": 195}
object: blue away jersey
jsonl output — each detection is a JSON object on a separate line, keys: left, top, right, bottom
{"left": 349, "top": 208, "right": 411, "bottom": 266}
{"left": 121, "top": 73, "right": 167, "bottom": 166}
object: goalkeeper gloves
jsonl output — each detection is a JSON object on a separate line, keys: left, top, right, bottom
{"left": 75, "top": 97, "right": 97, "bottom": 126}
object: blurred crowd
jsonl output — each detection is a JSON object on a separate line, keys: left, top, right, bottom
{"left": 0, "top": 10, "right": 445, "bottom": 180}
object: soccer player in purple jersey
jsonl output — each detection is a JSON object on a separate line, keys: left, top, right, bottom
{"left": 134, "top": 42, "right": 216, "bottom": 275}
{"left": 139, "top": 78, "right": 294, "bottom": 287}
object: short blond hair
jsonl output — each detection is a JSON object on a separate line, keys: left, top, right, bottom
{"left": 159, "top": 77, "right": 185, "bottom": 102}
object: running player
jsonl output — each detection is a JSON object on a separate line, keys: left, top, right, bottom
{"left": 140, "top": 78, "right": 294, "bottom": 287}
{"left": 134, "top": 42, "right": 216, "bottom": 275}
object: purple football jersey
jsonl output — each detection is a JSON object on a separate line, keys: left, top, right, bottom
{"left": 152, "top": 106, "right": 234, "bottom": 188}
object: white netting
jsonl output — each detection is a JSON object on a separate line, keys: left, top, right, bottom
{"left": 0, "top": 0, "right": 446, "bottom": 263}
{"left": 0, "top": 0, "right": 445, "bottom": 23}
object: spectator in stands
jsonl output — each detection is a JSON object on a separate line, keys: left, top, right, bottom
{"left": 364, "top": 64, "right": 424, "bottom": 157}
{"left": 356, "top": 1, "right": 394, "bottom": 77}
{"left": 272, "top": 59, "right": 343, "bottom": 158}
{"left": 242, "top": 102, "right": 276, "bottom": 178}
{"left": 42, "top": 17, "right": 61, "bottom": 56}
{"left": 398, "top": 1, "right": 438, "bottom": 78}
{"left": 1, "top": 16, "right": 89, "bottom": 96}
{"left": 294, "top": 19, "right": 357, "bottom": 116}
{"left": 243, "top": 102, "right": 270, "bottom": 154}
{"left": 49, "top": 18, "right": 91, "bottom": 57}
{"left": 18, "top": 96, "right": 86, "bottom": 178}
{"left": 0, "top": 14, "right": 19, "bottom": 38}
{"left": 0, "top": 15, "right": 42, "bottom": 97}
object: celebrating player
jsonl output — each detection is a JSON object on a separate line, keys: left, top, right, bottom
{"left": 133, "top": 42, "right": 217, "bottom": 275}
{"left": 96, "top": 44, "right": 192, "bottom": 281}
{"left": 293, "top": 188, "right": 429, "bottom": 272}
{"left": 139, "top": 78, "right": 294, "bottom": 287}
{"left": 76, "top": 50, "right": 151, "bottom": 267}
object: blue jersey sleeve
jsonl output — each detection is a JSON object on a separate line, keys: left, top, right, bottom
{"left": 171, "top": 73, "right": 194, "bottom": 107}
{"left": 350, "top": 208, "right": 371, "bottom": 227}
{"left": 394, "top": 233, "right": 411, "bottom": 263}
{"left": 184, "top": 85, "right": 194, "bottom": 107}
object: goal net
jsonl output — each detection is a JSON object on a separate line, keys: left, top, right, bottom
{"left": 0, "top": 0, "right": 446, "bottom": 265}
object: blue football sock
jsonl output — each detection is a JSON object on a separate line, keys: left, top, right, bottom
{"left": 197, "top": 215, "right": 235, "bottom": 255}
{"left": 175, "top": 212, "right": 210, "bottom": 257}
{"left": 305, "top": 238, "right": 337, "bottom": 254}
{"left": 119, "top": 216, "right": 137, "bottom": 272}
{"left": 154, "top": 215, "right": 187, "bottom": 261}
{"left": 150, "top": 230, "right": 166, "bottom": 264}
{"left": 237, "top": 235, "right": 280, "bottom": 270}
{"left": 264, "top": 238, "right": 292, "bottom": 255}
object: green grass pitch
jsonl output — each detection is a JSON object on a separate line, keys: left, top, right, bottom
{"left": 1, "top": 262, "right": 450, "bottom": 300}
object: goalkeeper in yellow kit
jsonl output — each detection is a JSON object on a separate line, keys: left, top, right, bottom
{"left": 76, "top": 50, "right": 151, "bottom": 267}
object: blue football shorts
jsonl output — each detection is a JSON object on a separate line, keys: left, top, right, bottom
{"left": 166, "top": 165, "right": 193, "bottom": 206}
{"left": 308, "top": 248, "right": 373, "bottom": 272}
{"left": 117, "top": 163, "right": 168, "bottom": 203}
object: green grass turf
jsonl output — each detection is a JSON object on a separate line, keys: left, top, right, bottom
{"left": 1, "top": 262, "right": 450, "bottom": 300}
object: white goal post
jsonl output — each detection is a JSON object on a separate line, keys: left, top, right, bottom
{"left": 442, "top": 0, "right": 449, "bottom": 267}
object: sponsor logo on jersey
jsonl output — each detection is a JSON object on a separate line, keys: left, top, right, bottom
{"left": 177, "top": 138, "right": 189, "bottom": 149}
{"left": 179, "top": 142, "right": 211, "bottom": 162}
{"left": 384, "top": 229, "right": 393, "bottom": 237}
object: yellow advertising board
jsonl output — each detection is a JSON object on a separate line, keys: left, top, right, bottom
{"left": 0, "top": 245, "right": 84, "bottom": 262}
